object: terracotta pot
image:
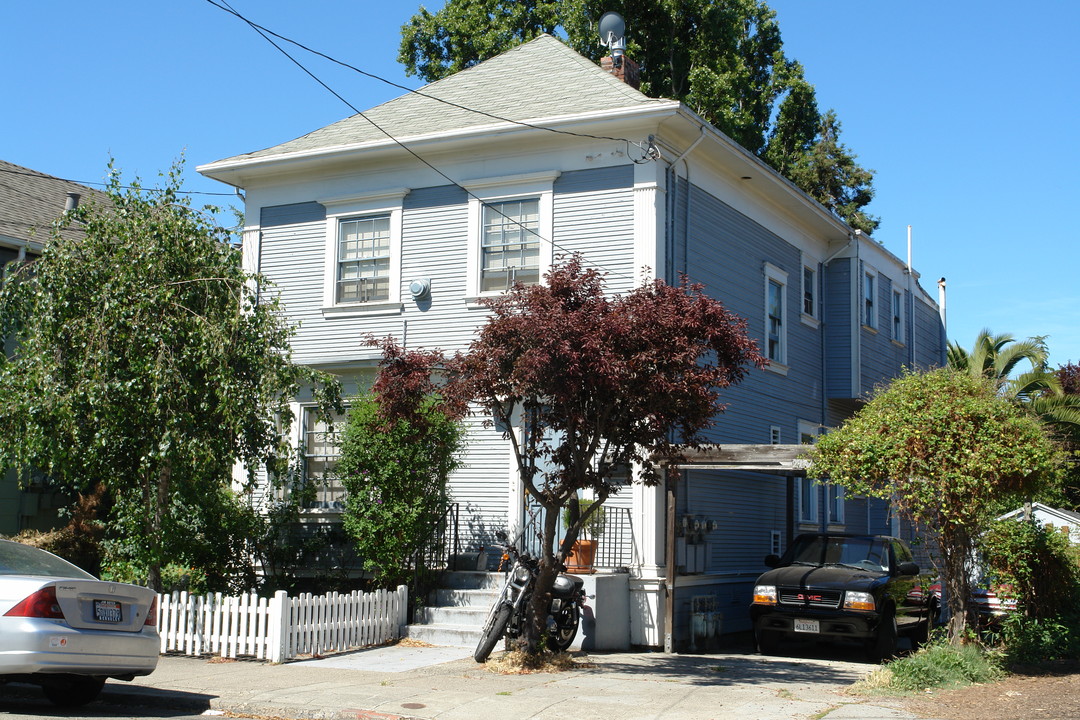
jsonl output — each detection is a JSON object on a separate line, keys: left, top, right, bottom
{"left": 565, "top": 539, "right": 598, "bottom": 574}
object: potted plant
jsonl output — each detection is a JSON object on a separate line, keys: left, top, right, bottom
{"left": 563, "top": 498, "right": 606, "bottom": 574}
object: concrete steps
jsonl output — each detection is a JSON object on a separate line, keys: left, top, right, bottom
{"left": 404, "top": 570, "right": 506, "bottom": 648}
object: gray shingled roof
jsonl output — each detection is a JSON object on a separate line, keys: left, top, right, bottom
{"left": 0, "top": 160, "right": 106, "bottom": 246}
{"left": 216, "top": 34, "right": 667, "bottom": 164}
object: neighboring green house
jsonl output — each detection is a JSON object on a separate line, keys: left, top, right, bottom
{"left": 0, "top": 159, "right": 104, "bottom": 535}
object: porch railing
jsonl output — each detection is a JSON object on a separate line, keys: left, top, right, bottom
{"left": 521, "top": 504, "right": 636, "bottom": 570}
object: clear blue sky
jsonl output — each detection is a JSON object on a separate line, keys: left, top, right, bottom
{"left": 3, "top": 1, "right": 1077, "bottom": 366}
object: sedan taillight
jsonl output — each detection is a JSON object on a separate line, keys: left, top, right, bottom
{"left": 144, "top": 595, "right": 158, "bottom": 626}
{"left": 4, "top": 586, "right": 65, "bottom": 619}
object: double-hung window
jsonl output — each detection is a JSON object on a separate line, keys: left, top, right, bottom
{"left": 337, "top": 215, "right": 390, "bottom": 303}
{"left": 301, "top": 406, "right": 349, "bottom": 510}
{"left": 863, "top": 270, "right": 877, "bottom": 329}
{"left": 481, "top": 199, "right": 540, "bottom": 292}
{"left": 802, "top": 265, "right": 816, "bottom": 317}
{"left": 892, "top": 289, "right": 905, "bottom": 343}
{"left": 464, "top": 171, "right": 558, "bottom": 300}
{"left": 763, "top": 263, "right": 788, "bottom": 371}
{"left": 320, "top": 188, "right": 406, "bottom": 315}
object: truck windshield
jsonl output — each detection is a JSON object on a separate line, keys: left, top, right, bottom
{"left": 787, "top": 536, "right": 889, "bottom": 572}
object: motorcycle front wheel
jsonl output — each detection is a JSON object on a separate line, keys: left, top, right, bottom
{"left": 474, "top": 604, "right": 513, "bottom": 662}
{"left": 549, "top": 604, "right": 580, "bottom": 652}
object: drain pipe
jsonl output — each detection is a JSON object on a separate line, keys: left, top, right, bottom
{"left": 665, "top": 126, "right": 707, "bottom": 283}
{"left": 907, "top": 226, "right": 916, "bottom": 367}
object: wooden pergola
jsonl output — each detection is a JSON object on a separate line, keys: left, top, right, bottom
{"left": 654, "top": 444, "right": 813, "bottom": 653}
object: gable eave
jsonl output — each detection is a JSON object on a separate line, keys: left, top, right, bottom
{"left": 197, "top": 101, "right": 679, "bottom": 188}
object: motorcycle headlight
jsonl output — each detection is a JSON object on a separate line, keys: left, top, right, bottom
{"left": 843, "top": 591, "right": 875, "bottom": 611}
{"left": 513, "top": 566, "right": 532, "bottom": 583}
{"left": 752, "top": 585, "right": 777, "bottom": 605}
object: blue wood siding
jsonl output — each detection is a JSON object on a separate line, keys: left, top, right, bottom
{"left": 824, "top": 258, "right": 853, "bottom": 398}
{"left": 260, "top": 201, "right": 325, "bottom": 227}
{"left": 553, "top": 164, "right": 633, "bottom": 194}
{"left": 676, "top": 180, "right": 824, "bottom": 446}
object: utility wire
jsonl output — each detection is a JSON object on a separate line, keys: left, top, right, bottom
{"left": 203, "top": 0, "right": 657, "bottom": 162}
{"left": 209, "top": 0, "right": 640, "bottom": 283}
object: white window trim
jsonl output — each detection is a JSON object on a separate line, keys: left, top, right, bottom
{"left": 863, "top": 266, "right": 878, "bottom": 331}
{"left": 826, "top": 483, "right": 845, "bottom": 526}
{"left": 463, "top": 171, "right": 559, "bottom": 303}
{"left": 320, "top": 189, "right": 408, "bottom": 317}
{"left": 796, "top": 477, "right": 819, "bottom": 526}
{"left": 892, "top": 288, "right": 906, "bottom": 345}
{"left": 800, "top": 255, "right": 820, "bottom": 328}
{"left": 763, "top": 262, "right": 789, "bottom": 375}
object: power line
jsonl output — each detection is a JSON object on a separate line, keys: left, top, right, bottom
{"left": 208, "top": 0, "right": 642, "bottom": 283}
{"left": 203, "top": 0, "right": 656, "bottom": 161}
{"left": 0, "top": 167, "right": 237, "bottom": 198}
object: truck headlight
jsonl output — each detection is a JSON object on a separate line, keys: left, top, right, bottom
{"left": 753, "top": 585, "right": 777, "bottom": 605}
{"left": 843, "top": 591, "right": 875, "bottom": 611}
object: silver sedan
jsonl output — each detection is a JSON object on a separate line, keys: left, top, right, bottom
{"left": 0, "top": 539, "right": 159, "bottom": 706}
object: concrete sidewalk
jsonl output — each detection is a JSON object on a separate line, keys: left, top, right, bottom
{"left": 50, "top": 642, "right": 945, "bottom": 720}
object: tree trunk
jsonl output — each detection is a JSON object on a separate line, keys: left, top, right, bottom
{"left": 146, "top": 462, "right": 172, "bottom": 593}
{"left": 939, "top": 524, "right": 975, "bottom": 645}
{"left": 524, "top": 498, "right": 562, "bottom": 654}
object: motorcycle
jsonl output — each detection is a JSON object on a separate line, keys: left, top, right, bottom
{"left": 473, "top": 530, "right": 587, "bottom": 662}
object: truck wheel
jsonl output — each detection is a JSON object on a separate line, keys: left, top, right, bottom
{"left": 756, "top": 629, "right": 782, "bottom": 655}
{"left": 867, "top": 609, "right": 898, "bottom": 662}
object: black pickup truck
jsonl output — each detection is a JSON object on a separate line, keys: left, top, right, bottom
{"left": 750, "top": 533, "right": 933, "bottom": 661}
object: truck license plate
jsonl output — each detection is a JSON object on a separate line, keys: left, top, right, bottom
{"left": 793, "top": 618, "right": 819, "bottom": 633}
{"left": 94, "top": 599, "right": 122, "bottom": 623}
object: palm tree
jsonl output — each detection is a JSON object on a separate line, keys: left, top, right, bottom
{"left": 948, "top": 329, "right": 1080, "bottom": 439}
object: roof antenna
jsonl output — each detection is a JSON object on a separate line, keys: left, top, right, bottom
{"left": 599, "top": 12, "right": 626, "bottom": 57}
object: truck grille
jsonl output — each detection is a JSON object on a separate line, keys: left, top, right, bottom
{"left": 778, "top": 588, "right": 842, "bottom": 609}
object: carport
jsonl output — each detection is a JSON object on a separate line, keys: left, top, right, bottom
{"left": 656, "top": 444, "right": 812, "bottom": 653}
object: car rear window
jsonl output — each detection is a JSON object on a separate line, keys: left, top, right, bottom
{"left": 0, "top": 540, "right": 95, "bottom": 579}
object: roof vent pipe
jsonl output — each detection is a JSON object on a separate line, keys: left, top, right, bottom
{"left": 937, "top": 277, "right": 947, "bottom": 334}
{"left": 64, "top": 192, "right": 81, "bottom": 212}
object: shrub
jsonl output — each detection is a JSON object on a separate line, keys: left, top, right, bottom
{"left": 339, "top": 396, "right": 463, "bottom": 589}
{"left": 980, "top": 516, "right": 1080, "bottom": 619}
{"left": 995, "top": 612, "right": 1080, "bottom": 665}
{"left": 852, "top": 641, "right": 1002, "bottom": 694}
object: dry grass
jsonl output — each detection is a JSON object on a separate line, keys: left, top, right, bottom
{"left": 848, "top": 666, "right": 896, "bottom": 695}
{"left": 483, "top": 649, "right": 594, "bottom": 674}
{"left": 396, "top": 637, "right": 437, "bottom": 648}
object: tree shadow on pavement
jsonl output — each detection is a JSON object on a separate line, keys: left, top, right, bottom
{"left": 0, "top": 682, "right": 214, "bottom": 718}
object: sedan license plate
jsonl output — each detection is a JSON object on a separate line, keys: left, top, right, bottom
{"left": 94, "top": 599, "right": 123, "bottom": 623}
{"left": 793, "top": 618, "right": 819, "bottom": 633}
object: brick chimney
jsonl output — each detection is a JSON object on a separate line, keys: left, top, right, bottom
{"left": 601, "top": 54, "right": 640, "bottom": 89}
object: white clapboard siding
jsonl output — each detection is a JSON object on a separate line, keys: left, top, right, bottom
{"left": 157, "top": 586, "right": 407, "bottom": 662}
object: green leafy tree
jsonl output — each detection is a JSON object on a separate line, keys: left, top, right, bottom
{"left": 453, "top": 255, "right": 763, "bottom": 653}
{"left": 399, "top": 0, "right": 878, "bottom": 232}
{"left": 338, "top": 340, "right": 465, "bottom": 589}
{"left": 0, "top": 160, "right": 341, "bottom": 591}
{"left": 948, "top": 329, "right": 1080, "bottom": 438}
{"left": 810, "top": 368, "right": 1060, "bottom": 642}
{"left": 981, "top": 516, "right": 1080, "bottom": 620}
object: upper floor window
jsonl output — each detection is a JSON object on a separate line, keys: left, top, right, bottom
{"left": 863, "top": 270, "right": 877, "bottom": 329}
{"left": 481, "top": 199, "right": 540, "bottom": 292}
{"left": 892, "top": 289, "right": 905, "bottom": 343}
{"left": 763, "top": 263, "right": 788, "bottom": 371}
{"left": 337, "top": 215, "right": 390, "bottom": 304}
{"left": 464, "top": 170, "right": 558, "bottom": 300}
{"left": 802, "top": 265, "right": 816, "bottom": 317}
{"left": 320, "top": 188, "right": 407, "bottom": 315}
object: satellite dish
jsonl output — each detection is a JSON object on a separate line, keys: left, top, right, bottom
{"left": 598, "top": 12, "right": 626, "bottom": 56}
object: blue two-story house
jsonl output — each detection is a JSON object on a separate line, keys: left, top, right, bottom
{"left": 199, "top": 35, "right": 945, "bottom": 649}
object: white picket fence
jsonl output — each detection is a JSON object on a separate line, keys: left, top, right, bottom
{"left": 156, "top": 585, "right": 408, "bottom": 663}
